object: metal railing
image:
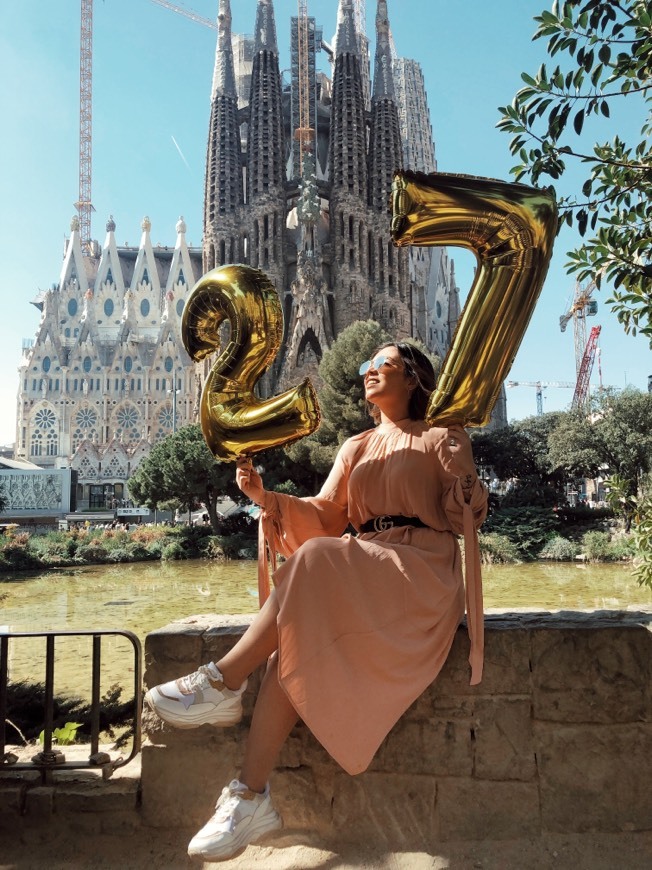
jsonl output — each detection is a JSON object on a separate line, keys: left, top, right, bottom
{"left": 0, "top": 630, "right": 142, "bottom": 782}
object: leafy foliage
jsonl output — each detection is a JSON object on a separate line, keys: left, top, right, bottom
{"left": 497, "top": 0, "right": 652, "bottom": 342}
{"left": 539, "top": 534, "right": 580, "bottom": 560}
{"left": 483, "top": 507, "right": 561, "bottom": 560}
{"left": 128, "top": 424, "right": 242, "bottom": 533}
{"left": 548, "top": 388, "right": 652, "bottom": 489}
{"left": 471, "top": 412, "right": 567, "bottom": 503}
{"left": 6, "top": 680, "right": 134, "bottom": 745}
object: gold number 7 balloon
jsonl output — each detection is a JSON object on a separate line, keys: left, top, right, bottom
{"left": 391, "top": 170, "right": 558, "bottom": 428}
{"left": 181, "top": 264, "right": 321, "bottom": 462}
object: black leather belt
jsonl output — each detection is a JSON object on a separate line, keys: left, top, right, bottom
{"left": 359, "top": 515, "right": 428, "bottom": 533}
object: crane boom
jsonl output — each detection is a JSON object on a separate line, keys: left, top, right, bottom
{"left": 559, "top": 279, "right": 598, "bottom": 378}
{"left": 150, "top": 0, "right": 217, "bottom": 30}
{"left": 572, "top": 325, "right": 602, "bottom": 411}
{"left": 75, "top": 0, "right": 94, "bottom": 254}
{"left": 295, "top": 0, "right": 314, "bottom": 176}
{"left": 506, "top": 380, "right": 574, "bottom": 416}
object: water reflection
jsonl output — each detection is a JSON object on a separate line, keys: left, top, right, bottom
{"left": 1, "top": 559, "right": 650, "bottom": 698}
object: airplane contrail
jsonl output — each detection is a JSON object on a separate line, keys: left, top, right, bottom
{"left": 171, "top": 135, "right": 191, "bottom": 170}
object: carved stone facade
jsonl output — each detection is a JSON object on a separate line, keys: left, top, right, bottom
{"left": 15, "top": 216, "right": 201, "bottom": 508}
{"left": 202, "top": 0, "right": 460, "bottom": 395}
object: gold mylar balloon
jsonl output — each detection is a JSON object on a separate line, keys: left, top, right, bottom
{"left": 391, "top": 170, "right": 557, "bottom": 427}
{"left": 182, "top": 264, "right": 321, "bottom": 461}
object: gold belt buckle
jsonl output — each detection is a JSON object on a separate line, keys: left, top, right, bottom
{"left": 373, "top": 515, "right": 392, "bottom": 532}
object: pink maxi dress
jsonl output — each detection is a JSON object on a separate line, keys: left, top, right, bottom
{"left": 257, "top": 418, "right": 488, "bottom": 775}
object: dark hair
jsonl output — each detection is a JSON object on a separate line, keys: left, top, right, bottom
{"left": 366, "top": 341, "right": 436, "bottom": 423}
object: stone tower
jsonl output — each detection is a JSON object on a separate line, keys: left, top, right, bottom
{"left": 201, "top": 0, "right": 422, "bottom": 396}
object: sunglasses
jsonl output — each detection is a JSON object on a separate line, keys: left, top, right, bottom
{"left": 358, "top": 354, "right": 402, "bottom": 376}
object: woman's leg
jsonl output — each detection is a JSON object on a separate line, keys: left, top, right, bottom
{"left": 216, "top": 589, "right": 281, "bottom": 689}
{"left": 238, "top": 653, "right": 297, "bottom": 793}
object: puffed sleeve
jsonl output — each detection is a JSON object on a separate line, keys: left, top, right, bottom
{"left": 256, "top": 434, "right": 368, "bottom": 604}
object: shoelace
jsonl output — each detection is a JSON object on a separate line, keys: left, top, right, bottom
{"left": 178, "top": 664, "right": 214, "bottom": 693}
{"left": 212, "top": 789, "right": 247, "bottom": 828}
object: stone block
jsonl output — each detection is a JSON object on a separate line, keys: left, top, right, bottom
{"left": 374, "top": 717, "right": 473, "bottom": 778}
{"left": 437, "top": 778, "right": 540, "bottom": 841}
{"left": 55, "top": 781, "right": 139, "bottom": 814}
{"left": 272, "top": 767, "right": 333, "bottom": 836}
{"left": 144, "top": 623, "right": 205, "bottom": 687}
{"left": 536, "top": 722, "right": 652, "bottom": 833}
{"left": 140, "top": 742, "right": 240, "bottom": 829}
{"left": 473, "top": 697, "right": 536, "bottom": 782}
{"left": 100, "top": 809, "right": 142, "bottom": 835}
{"left": 0, "top": 784, "right": 24, "bottom": 825}
{"left": 531, "top": 625, "right": 650, "bottom": 723}
{"left": 24, "top": 786, "right": 54, "bottom": 822}
{"left": 332, "top": 772, "right": 438, "bottom": 850}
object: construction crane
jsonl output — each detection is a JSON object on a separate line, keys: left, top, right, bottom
{"left": 150, "top": 0, "right": 216, "bottom": 30}
{"left": 75, "top": 0, "right": 95, "bottom": 254}
{"left": 572, "top": 325, "right": 602, "bottom": 412}
{"left": 559, "top": 280, "right": 598, "bottom": 378}
{"left": 506, "top": 381, "right": 575, "bottom": 416}
{"left": 295, "top": 0, "right": 314, "bottom": 177}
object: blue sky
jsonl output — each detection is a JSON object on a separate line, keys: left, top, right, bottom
{"left": 1, "top": 0, "right": 649, "bottom": 446}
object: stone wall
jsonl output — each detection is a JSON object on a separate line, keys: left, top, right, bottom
{"left": 141, "top": 610, "right": 652, "bottom": 850}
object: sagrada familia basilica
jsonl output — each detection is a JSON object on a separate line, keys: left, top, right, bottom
{"left": 15, "top": 0, "right": 497, "bottom": 511}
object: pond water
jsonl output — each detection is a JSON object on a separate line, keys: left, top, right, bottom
{"left": 2, "top": 559, "right": 650, "bottom": 698}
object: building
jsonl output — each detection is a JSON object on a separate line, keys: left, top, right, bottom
{"left": 15, "top": 216, "right": 201, "bottom": 509}
{"left": 15, "top": 0, "right": 489, "bottom": 507}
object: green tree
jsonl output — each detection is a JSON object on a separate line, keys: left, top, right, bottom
{"left": 285, "top": 320, "right": 392, "bottom": 475}
{"left": 471, "top": 412, "right": 567, "bottom": 504}
{"left": 498, "top": 0, "right": 652, "bottom": 342}
{"left": 128, "top": 424, "right": 241, "bottom": 533}
{"left": 0, "top": 483, "right": 7, "bottom": 513}
{"left": 548, "top": 387, "right": 652, "bottom": 493}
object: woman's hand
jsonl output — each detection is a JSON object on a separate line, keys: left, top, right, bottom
{"left": 437, "top": 424, "right": 478, "bottom": 489}
{"left": 235, "top": 456, "right": 266, "bottom": 506}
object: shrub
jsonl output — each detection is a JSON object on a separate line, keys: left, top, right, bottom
{"left": 581, "top": 531, "right": 612, "bottom": 561}
{"left": 539, "top": 535, "right": 579, "bottom": 562}
{"left": 106, "top": 547, "right": 133, "bottom": 563}
{"left": 478, "top": 533, "right": 522, "bottom": 564}
{"left": 483, "top": 507, "right": 560, "bottom": 560}
{"left": 126, "top": 542, "right": 155, "bottom": 561}
{"left": 202, "top": 536, "right": 226, "bottom": 560}
{"left": 0, "top": 541, "right": 42, "bottom": 571}
{"left": 162, "top": 541, "right": 186, "bottom": 561}
{"left": 75, "top": 543, "right": 109, "bottom": 564}
{"left": 146, "top": 540, "right": 164, "bottom": 559}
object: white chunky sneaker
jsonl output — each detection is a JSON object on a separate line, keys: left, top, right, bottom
{"left": 187, "top": 779, "right": 282, "bottom": 861}
{"left": 144, "top": 663, "right": 247, "bottom": 728}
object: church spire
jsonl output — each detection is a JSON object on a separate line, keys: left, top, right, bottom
{"left": 373, "top": 0, "right": 395, "bottom": 100}
{"left": 368, "top": 0, "right": 402, "bottom": 212}
{"left": 203, "top": 0, "right": 243, "bottom": 271}
{"left": 335, "top": 0, "right": 359, "bottom": 56}
{"left": 254, "top": 0, "right": 278, "bottom": 53}
{"left": 330, "top": 0, "right": 367, "bottom": 199}
{"left": 246, "top": 0, "right": 286, "bottom": 287}
{"left": 211, "top": 0, "right": 237, "bottom": 100}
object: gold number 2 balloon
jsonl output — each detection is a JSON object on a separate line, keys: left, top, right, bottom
{"left": 182, "top": 264, "right": 321, "bottom": 461}
{"left": 391, "top": 170, "right": 558, "bottom": 427}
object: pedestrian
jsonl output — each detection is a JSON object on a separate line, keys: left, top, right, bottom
{"left": 145, "top": 341, "right": 488, "bottom": 861}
